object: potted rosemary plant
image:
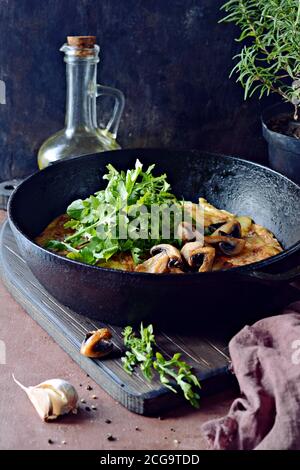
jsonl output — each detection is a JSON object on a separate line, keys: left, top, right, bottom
{"left": 220, "top": 0, "right": 300, "bottom": 184}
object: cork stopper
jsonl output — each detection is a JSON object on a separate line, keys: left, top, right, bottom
{"left": 67, "top": 36, "right": 96, "bottom": 48}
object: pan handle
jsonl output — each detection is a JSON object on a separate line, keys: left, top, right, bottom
{"left": 242, "top": 264, "right": 300, "bottom": 284}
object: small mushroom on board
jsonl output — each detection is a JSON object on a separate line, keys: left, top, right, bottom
{"left": 181, "top": 242, "right": 215, "bottom": 272}
{"left": 80, "top": 328, "right": 113, "bottom": 358}
{"left": 204, "top": 235, "right": 245, "bottom": 256}
{"left": 13, "top": 375, "right": 78, "bottom": 421}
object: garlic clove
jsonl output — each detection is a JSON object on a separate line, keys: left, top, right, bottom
{"left": 13, "top": 375, "right": 78, "bottom": 421}
{"left": 25, "top": 386, "right": 53, "bottom": 421}
{"left": 38, "top": 379, "right": 78, "bottom": 417}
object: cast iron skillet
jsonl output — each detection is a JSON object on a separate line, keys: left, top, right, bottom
{"left": 8, "top": 149, "right": 300, "bottom": 327}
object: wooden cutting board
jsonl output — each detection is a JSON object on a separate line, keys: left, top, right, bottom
{"left": 0, "top": 220, "right": 235, "bottom": 415}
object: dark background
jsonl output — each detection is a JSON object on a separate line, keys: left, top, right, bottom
{"left": 0, "top": 0, "right": 276, "bottom": 182}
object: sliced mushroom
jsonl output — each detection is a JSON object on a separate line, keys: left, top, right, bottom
{"left": 80, "top": 328, "right": 113, "bottom": 358}
{"left": 205, "top": 221, "right": 226, "bottom": 236}
{"left": 177, "top": 221, "right": 203, "bottom": 244}
{"left": 181, "top": 242, "right": 215, "bottom": 272}
{"left": 236, "top": 216, "right": 253, "bottom": 237}
{"left": 219, "top": 238, "right": 245, "bottom": 256}
{"left": 135, "top": 252, "right": 170, "bottom": 273}
{"left": 150, "top": 244, "right": 183, "bottom": 269}
{"left": 199, "top": 197, "right": 234, "bottom": 226}
{"left": 212, "top": 219, "right": 242, "bottom": 238}
{"left": 204, "top": 235, "right": 245, "bottom": 256}
{"left": 168, "top": 267, "right": 185, "bottom": 274}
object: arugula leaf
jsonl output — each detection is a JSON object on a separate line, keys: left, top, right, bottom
{"left": 45, "top": 159, "right": 183, "bottom": 266}
{"left": 45, "top": 239, "right": 79, "bottom": 253}
{"left": 131, "top": 246, "right": 143, "bottom": 265}
{"left": 154, "top": 352, "right": 201, "bottom": 408}
{"left": 121, "top": 323, "right": 201, "bottom": 407}
{"left": 67, "top": 199, "right": 87, "bottom": 220}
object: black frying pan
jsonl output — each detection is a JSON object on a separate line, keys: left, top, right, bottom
{"left": 8, "top": 149, "right": 300, "bottom": 327}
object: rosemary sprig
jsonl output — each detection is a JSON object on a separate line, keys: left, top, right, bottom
{"left": 220, "top": 0, "right": 300, "bottom": 118}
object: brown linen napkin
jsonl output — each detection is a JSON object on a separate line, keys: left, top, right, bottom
{"left": 202, "top": 302, "right": 300, "bottom": 450}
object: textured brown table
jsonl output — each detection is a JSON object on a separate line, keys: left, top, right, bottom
{"left": 0, "top": 211, "right": 236, "bottom": 450}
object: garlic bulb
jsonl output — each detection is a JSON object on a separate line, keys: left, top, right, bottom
{"left": 13, "top": 375, "right": 78, "bottom": 421}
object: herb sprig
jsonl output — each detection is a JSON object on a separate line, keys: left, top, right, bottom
{"left": 121, "top": 323, "right": 201, "bottom": 408}
{"left": 46, "top": 160, "right": 182, "bottom": 266}
{"left": 220, "top": 0, "right": 300, "bottom": 118}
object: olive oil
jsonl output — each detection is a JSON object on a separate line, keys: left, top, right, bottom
{"left": 38, "top": 36, "right": 125, "bottom": 169}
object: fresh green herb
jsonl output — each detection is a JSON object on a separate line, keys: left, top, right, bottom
{"left": 122, "top": 324, "right": 156, "bottom": 381}
{"left": 121, "top": 323, "right": 201, "bottom": 408}
{"left": 220, "top": 0, "right": 300, "bottom": 118}
{"left": 46, "top": 160, "right": 183, "bottom": 265}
